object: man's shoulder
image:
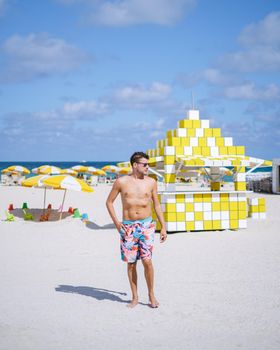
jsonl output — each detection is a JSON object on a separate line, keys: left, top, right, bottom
{"left": 145, "top": 175, "right": 156, "bottom": 185}
{"left": 115, "top": 175, "right": 130, "bottom": 185}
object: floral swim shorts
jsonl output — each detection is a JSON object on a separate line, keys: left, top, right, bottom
{"left": 119, "top": 217, "right": 155, "bottom": 263}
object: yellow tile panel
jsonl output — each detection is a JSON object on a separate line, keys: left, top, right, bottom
{"left": 201, "top": 147, "right": 211, "bottom": 156}
{"left": 177, "top": 213, "right": 185, "bottom": 221}
{"left": 176, "top": 194, "right": 185, "bottom": 202}
{"left": 198, "top": 138, "right": 207, "bottom": 147}
{"left": 186, "top": 222, "right": 195, "bottom": 231}
{"left": 204, "top": 129, "right": 212, "bottom": 137}
{"left": 194, "top": 212, "right": 203, "bottom": 220}
{"left": 216, "top": 137, "right": 224, "bottom": 146}
{"left": 212, "top": 220, "right": 221, "bottom": 229}
{"left": 204, "top": 221, "right": 213, "bottom": 230}
{"left": 185, "top": 203, "right": 194, "bottom": 212}
{"left": 212, "top": 128, "right": 221, "bottom": 137}
{"left": 194, "top": 194, "right": 203, "bottom": 202}
{"left": 212, "top": 202, "right": 221, "bottom": 211}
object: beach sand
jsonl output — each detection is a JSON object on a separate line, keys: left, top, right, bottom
{"left": 0, "top": 185, "right": 279, "bottom": 350}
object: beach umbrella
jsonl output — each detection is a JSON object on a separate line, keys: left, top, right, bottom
{"left": 38, "top": 166, "right": 62, "bottom": 175}
{"left": 89, "top": 168, "right": 106, "bottom": 176}
{"left": 102, "top": 165, "right": 119, "bottom": 173}
{"left": 71, "top": 165, "right": 88, "bottom": 173}
{"left": 32, "top": 165, "right": 50, "bottom": 174}
{"left": 22, "top": 175, "right": 52, "bottom": 212}
{"left": 1, "top": 169, "right": 20, "bottom": 175}
{"left": 86, "top": 166, "right": 97, "bottom": 173}
{"left": 118, "top": 167, "right": 132, "bottom": 175}
{"left": 5, "top": 165, "right": 30, "bottom": 174}
{"left": 42, "top": 175, "right": 93, "bottom": 220}
{"left": 61, "top": 168, "right": 78, "bottom": 176}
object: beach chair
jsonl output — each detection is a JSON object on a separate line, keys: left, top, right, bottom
{"left": 22, "top": 209, "right": 34, "bottom": 221}
{"left": 5, "top": 211, "right": 15, "bottom": 222}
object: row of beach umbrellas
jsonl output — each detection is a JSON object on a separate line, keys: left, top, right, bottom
{"left": 1, "top": 164, "right": 132, "bottom": 176}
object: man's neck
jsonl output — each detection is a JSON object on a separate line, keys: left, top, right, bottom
{"left": 131, "top": 172, "right": 145, "bottom": 180}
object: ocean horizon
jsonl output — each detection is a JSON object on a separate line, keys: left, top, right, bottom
{"left": 0, "top": 161, "right": 122, "bottom": 175}
{"left": 0, "top": 161, "right": 272, "bottom": 176}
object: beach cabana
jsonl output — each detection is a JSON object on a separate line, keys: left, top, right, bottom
{"left": 144, "top": 109, "right": 271, "bottom": 232}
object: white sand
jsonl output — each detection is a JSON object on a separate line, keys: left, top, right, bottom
{"left": 0, "top": 185, "right": 279, "bottom": 350}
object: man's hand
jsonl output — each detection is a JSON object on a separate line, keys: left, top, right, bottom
{"left": 160, "top": 228, "right": 167, "bottom": 243}
{"left": 116, "top": 222, "right": 125, "bottom": 233}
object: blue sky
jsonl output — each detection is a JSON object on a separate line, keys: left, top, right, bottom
{"left": 0, "top": 0, "right": 279, "bottom": 161}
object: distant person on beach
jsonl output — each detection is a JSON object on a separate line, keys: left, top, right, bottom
{"left": 106, "top": 151, "right": 167, "bottom": 308}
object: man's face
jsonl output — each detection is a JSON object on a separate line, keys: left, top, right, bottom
{"left": 134, "top": 157, "right": 149, "bottom": 175}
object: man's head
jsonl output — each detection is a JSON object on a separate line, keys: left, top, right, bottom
{"left": 130, "top": 151, "right": 149, "bottom": 175}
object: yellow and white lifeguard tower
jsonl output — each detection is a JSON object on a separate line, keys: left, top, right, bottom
{"left": 144, "top": 109, "right": 271, "bottom": 232}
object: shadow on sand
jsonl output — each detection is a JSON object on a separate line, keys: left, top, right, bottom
{"left": 9, "top": 208, "right": 72, "bottom": 222}
{"left": 85, "top": 221, "right": 116, "bottom": 230}
{"left": 55, "top": 285, "right": 128, "bottom": 303}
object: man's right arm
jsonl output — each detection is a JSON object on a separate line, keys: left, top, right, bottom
{"left": 106, "top": 179, "right": 122, "bottom": 231}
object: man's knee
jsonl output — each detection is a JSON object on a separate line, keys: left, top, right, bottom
{"left": 127, "top": 262, "right": 137, "bottom": 270}
{"left": 142, "top": 259, "right": 153, "bottom": 269}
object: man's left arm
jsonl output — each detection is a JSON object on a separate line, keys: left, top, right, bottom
{"left": 151, "top": 180, "right": 167, "bottom": 243}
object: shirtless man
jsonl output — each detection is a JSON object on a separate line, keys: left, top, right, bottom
{"left": 106, "top": 151, "right": 167, "bottom": 308}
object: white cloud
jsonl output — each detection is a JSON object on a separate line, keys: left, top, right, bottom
{"left": 0, "top": 33, "right": 90, "bottom": 82}
{"left": 62, "top": 100, "right": 109, "bottom": 117}
{"left": 220, "top": 12, "right": 280, "bottom": 72}
{"left": 238, "top": 12, "right": 280, "bottom": 48}
{"left": 57, "top": 0, "right": 196, "bottom": 26}
{"left": 223, "top": 82, "right": 280, "bottom": 101}
{"left": 112, "top": 82, "right": 171, "bottom": 108}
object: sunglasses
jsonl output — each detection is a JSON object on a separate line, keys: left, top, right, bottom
{"left": 136, "top": 162, "right": 149, "bottom": 167}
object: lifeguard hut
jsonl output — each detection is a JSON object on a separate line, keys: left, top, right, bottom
{"left": 145, "top": 109, "right": 272, "bottom": 232}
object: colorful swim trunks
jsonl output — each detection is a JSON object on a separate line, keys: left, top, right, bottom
{"left": 119, "top": 217, "right": 155, "bottom": 263}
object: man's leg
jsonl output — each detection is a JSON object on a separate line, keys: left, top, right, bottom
{"left": 127, "top": 262, "right": 138, "bottom": 308}
{"left": 142, "top": 259, "right": 159, "bottom": 308}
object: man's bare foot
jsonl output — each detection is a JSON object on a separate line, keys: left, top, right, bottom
{"left": 127, "top": 299, "right": 138, "bottom": 308}
{"left": 149, "top": 294, "right": 159, "bottom": 308}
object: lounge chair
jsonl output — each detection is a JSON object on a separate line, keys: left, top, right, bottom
{"left": 5, "top": 211, "right": 15, "bottom": 221}
{"left": 22, "top": 209, "right": 34, "bottom": 221}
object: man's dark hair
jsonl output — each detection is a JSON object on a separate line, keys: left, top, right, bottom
{"left": 130, "top": 151, "right": 149, "bottom": 166}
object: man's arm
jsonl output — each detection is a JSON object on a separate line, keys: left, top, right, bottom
{"left": 106, "top": 179, "right": 122, "bottom": 232}
{"left": 151, "top": 180, "right": 167, "bottom": 243}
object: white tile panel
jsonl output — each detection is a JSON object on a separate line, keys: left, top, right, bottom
{"left": 164, "top": 146, "right": 175, "bottom": 155}
{"left": 176, "top": 203, "right": 185, "bottom": 212}
{"left": 221, "top": 211, "right": 230, "bottom": 220}
{"left": 177, "top": 222, "right": 186, "bottom": 231}
{"left": 195, "top": 221, "right": 204, "bottom": 230}
{"left": 201, "top": 120, "right": 210, "bottom": 128}
{"left": 194, "top": 203, "right": 203, "bottom": 211}
{"left": 224, "top": 137, "right": 233, "bottom": 146}
{"left": 186, "top": 212, "right": 195, "bottom": 221}
{"left": 190, "top": 137, "right": 198, "bottom": 147}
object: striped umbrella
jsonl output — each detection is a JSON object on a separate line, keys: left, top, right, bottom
{"left": 32, "top": 165, "right": 50, "bottom": 174}
{"left": 38, "top": 166, "right": 62, "bottom": 175}
{"left": 5, "top": 165, "right": 30, "bottom": 174}
{"left": 102, "top": 165, "right": 119, "bottom": 173}
{"left": 42, "top": 175, "right": 93, "bottom": 220}
{"left": 61, "top": 168, "right": 78, "bottom": 176}
{"left": 90, "top": 168, "right": 106, "bottom": 176}
{"left": 118, "top": 167, "right": 132, "bottom": 175}
{"left": 71, "top": 165, "right": 88, "bottom": 173}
